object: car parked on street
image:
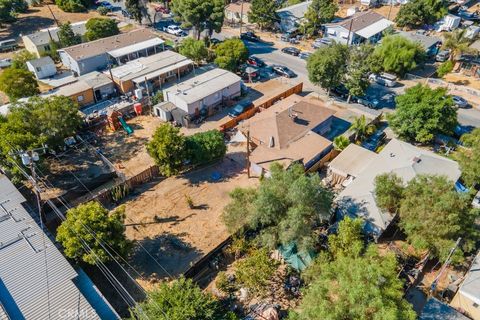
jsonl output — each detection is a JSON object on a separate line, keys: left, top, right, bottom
{"left": 163, "top": 25, "right": 184, "bottom": 36}
{"left": 228, "top": 100, "right": 253, "bottom": 117}
{"left": 246, "top": 56, "right": 265, "bottom": 67}
{"left": 452, "top": 95, "right": 469, "bottom": 108}
{"left": 0, "top": 58, "right": 12, "bottom": 68}
{"left": 240, "top": 32, "right": 260, "bottom": 42}
{"left": 356, "top": 96, "right": 381, "bottom": 109}
{"left": 281, "top": 47, "right": 300, "bottom": 56}
{"left": 272, "top": 65, "right": 297, "bottom": 78}
{"left": 436, "top": 50, "right": 450, "bottom": 62}
{"left": 332, "top": 84, "right": 350, "bottom": 100}
{"left": 299, "top": 51, "right": 312, "bottom": 60}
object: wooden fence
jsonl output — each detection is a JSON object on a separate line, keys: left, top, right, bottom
{"left": 219, "top": 82, "right": 304, "bottom": 132}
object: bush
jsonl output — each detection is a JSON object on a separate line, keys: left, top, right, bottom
{"left": 85, "top": 18, "right": 119, "bottom": 41}
{"left": 97, "top": 6, "right": 109, "bottom": 15}
{"left": 437, "top": 60, "right": 454, "bottom": 78}
{"left": 216, "top": 271, "right": 236, "bottom": 294}
{"left": 235, "top": 248, "right": 278, "bottom": 295}
{"left": 185, "top": 130, "right": 226, "bottom": 165}
{"left": 56, "top": 0, "right": 87, "bottom": 12}
{"left": 151, "top": 91, "right": 164, "bottom": 105}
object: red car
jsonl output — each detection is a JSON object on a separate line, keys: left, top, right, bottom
{"left": 153, "top": 5, "right": 169, "bottom": 13}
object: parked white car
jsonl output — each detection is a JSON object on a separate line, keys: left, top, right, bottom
{"left": 163, "top": 25, "right": 184, "bottom": 36}
{"left": 369, "top": 73, "right": 398, "bottom": 87}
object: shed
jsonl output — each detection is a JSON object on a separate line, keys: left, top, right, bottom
{"left": 26, "top": 56, "right": 56, "bottom": 79}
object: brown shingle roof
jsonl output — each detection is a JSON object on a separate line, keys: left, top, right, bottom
{"left": 61, "top": 28, "right": 158, "bottom": 61}
{"left": 327, "top": 11, "right": 385, "bottom": 33}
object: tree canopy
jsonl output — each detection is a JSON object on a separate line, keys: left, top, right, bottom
{"left": 185, "top": 130, "right": 226, "bottom": 165}
{"left": 395, "top": 0, "right": 447, "bottom": 29}
{"left": 350, "top": 115, "right": 375, "bottom": 143}
{"left": 85, "top": 18, "right": 119, "bottom": 41}
{"left": 125, "top": 0, "right": 146, "bottom": 23}
{"left": 292, "top": 218, "right": 416, "bottom": 320}
{"left": 234, "top": 248, "right": 278, "bottom": 295}
{"left": 248, "top": 0, "right": 279, "bottom": 30}
{"left": 387, "top": 84, "right": 457, "bottom": 143}
{"left": 56, "top": 0, "right": 92, "bottom": 12}
{"left": 132, "top": 277, "right": 237, "bottom": 320}
{"left": 372, "top": 35, "right": 425, "bottom": 76}
{"left": 214, "top": 38, "right": 248, "bottom": 72}
{"left": 179, "top": 37, "right": 208, "bottom": 64}
{"left": 0, "top": 0, "right": 28, "bottom": 24}
{"left": 58, "top": 22, "right": 82, "bottom": 47}
{"left": 222, "top": 163, "right": 333, "bottom": 251}
{"left": 374, "top": 173, "right": 404, "bottom": 214}
{"left": 171, "top": 0, "right": 224, "bottom": 39}
{"left": 307, "top": 43, "right": 348, "bottom": 94}
{"left": 457, "top": 128, "right": 480, "bottom": 186}
{"left": 0, "top": 68, "right": 39, "bottom": 100}
{"left": 10, "top": 50, "right": 36, "bottom": 70}
{"left": 56, "top": 201, "right": 131, "bottom": 265}
{"left": 302, "top": 0, "right": 337, "bottom": 36}
{"left": 345, "top": 44, "right": 375, "bottom": 100}
{"left": 443, "top": 29, "right": 477, "bottom": 61}
{"left": 147, "top": 123, "right": 187, "bottom": 176}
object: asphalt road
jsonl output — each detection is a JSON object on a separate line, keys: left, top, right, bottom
{"left": 242, "top": 38, "right": 480, "bottom": 128}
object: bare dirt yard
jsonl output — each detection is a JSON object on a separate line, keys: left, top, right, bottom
{"left": 97, "top": 115, "right": 163, "bottom": 178}
{"left": 121, "top": 144, "right": 258, "bottom": 289}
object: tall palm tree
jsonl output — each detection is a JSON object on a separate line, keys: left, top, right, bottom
{"left": 442, "top": 29, "right": 476, "bottom": 61}
{"left": 350, "top": 115, "right": 376, "bottom": 143}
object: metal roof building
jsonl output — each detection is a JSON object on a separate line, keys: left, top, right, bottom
{"left": 0, "top": 174, "right": 118, "bottom": 320}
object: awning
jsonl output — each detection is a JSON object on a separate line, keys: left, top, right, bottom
{"left": 356, "top": 19, "right": 393, "bottom": 39}
{"left": 132, "top": 59, "right": 193, "bottom": 84}
{"left": 108, "top": 38, "right": 165, "bottom": 58}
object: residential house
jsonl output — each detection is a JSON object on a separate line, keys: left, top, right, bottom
{"left": 58, "top": 29, "right": 164, "bottom": 76}
{"left": 22, "top": 21, "right": 87, "bottom": 57}
{"left": 0, "top": 173, "right": 119, "bottom": 320}
{"left": 450, "top": 252, "right": 480, "bottom": 320}
{"left": 26, "top": 56, "right": 57, "bottom": 79}
{"left": 225, "top": 1, "right": 251, "bottom": 24}
{"left": 420, "top": 298, "right": 471, "bottom": 320}
{"left": 333, "top": 138, "right": 461, "bottom": 239}
{"left": 43, "top": 71, "right": 115, "bottom": 107}
{"left": 397, "top": 30, "right": 441, "bottom": 57}
{"left": 324, "top": 11, "right": 393, "bottom": 45}
{"left": 276, "top": 1, "right": 312, "bottom": 33}
{"left": 108, "top": 51, "right": 193, "bottom": 94}
{"left": 239, "top": 95, "right": 345, "bottom": 176}
{"left": 163, "top": 68, "right": 242, "bottom": 116}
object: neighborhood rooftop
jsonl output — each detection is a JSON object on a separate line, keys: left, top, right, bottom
{"left": 61, "top": 28, "right": 161, "bottom": 61}
{"left": 0, "top": 174, "right": 117, "bottom": 320}
{"left": 276, "top": 1, "right": 312, "bottom": 19}
{"left": 109, "top": 50, "right": 193, "bottom": 82}
{"left": 26, "top": 56, "right": 54, "bottom": 69}
{"left": 23, "top": 21, "right": 87, "bottom": 46}
{"left": 164, "top": 68, "right": 241, "bottom": 104}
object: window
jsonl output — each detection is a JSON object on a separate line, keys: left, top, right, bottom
{"left": 44, "top": 44, "right": 51, "bottom": 51}
{"left": 36, "top": 67, "right": 41, "bottom": 72}
{"left": 77, "top": 95, "right": 84, "bottom": 102}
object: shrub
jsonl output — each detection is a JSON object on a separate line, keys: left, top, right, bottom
{"left": 437, "top": 60, "right": 454, "bottom": 78}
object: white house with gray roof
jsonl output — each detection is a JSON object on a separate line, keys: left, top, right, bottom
{"left": 276, "top": 1, "right": 312, "bottom": 32}
{"left": 332, "top": 138, "right": 461, "bottom": 239}
{"left": 26, "top": 56, "right": 56, "bottom": 79}
{"left": 0, "top": 173, "right": 119, "bottom": 320}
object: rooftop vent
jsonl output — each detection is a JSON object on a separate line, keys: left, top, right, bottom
{"left": 412, "top": 156, "right": 421, "bottom": 163}
{"left": 269, "top": 136, "right": 275, "bottom": 148}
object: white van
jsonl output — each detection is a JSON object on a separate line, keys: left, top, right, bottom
{"left": 0, "top": 39, "right": 17, "bottom": 52}
{"left": 369, "top": 73, "right": 398, "bottom": 87}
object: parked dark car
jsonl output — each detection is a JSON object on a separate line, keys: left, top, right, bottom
{"left": 228, "top": 100, "right": 253, "bottom": 117}
{"left": 332, "top": 84, "right": 349, "bottom": 100}
{"left": 452, "top": 95, "right": 469, "bottom": 108}
{"left": 246, "top": 56, "right": 265, "bottom": 67}
{"left": 121, "top": 9, "right": 132, "bottom": 18}
{"left": 362, "top": 130, "right": 387, "bottom": 151}
{"left": 356, "top": 96, "right": 381, "bottom": 109}
{"left": 281, "top": 47, "right": 300, "bottom": 56}
{"left": 272, "top": 65, "right": 297, "bottom": 78}
{"left": 299, "top": 51, "right": 312, "bottom": 60}
{"left": 240, "top": 32, "right": 260, "bottom": 42}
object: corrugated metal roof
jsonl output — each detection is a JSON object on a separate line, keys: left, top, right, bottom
{"left": 0, "top": 174, "right": 105, "bottom": 320}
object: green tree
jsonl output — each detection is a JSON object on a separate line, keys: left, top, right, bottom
{"left": 248, "top": 0, "right": 279, "bottom": 30}
{"left": 437, "top": 60, "right": 454, "bottom": 78}
{"left": 373, "top": 35, "right": 425, "bottom": 76}
{"left": 395, "top": 0, "right": 447, "bottom": 29}
{"left": 132, "top": 277, "right": 236, "bottom": 319}
{"left": 374, "top": 173, "right": 404, "bottom": 213}
{"left": 350, "top": 115, "right": 375, "bottom": 143}
{"left": 147, "top": 123, "right": 187, "bottom": 176}
{"left": 222, "top": 187, "right": 257, "bottom": 233}
{"left": 56, "top": 201, "right": 131, "bottom": 265}
{"left": 399, "top": 175, "right": 479, "bottom": 263}
{"left": 56, "top": 0, "right": 90, "bottom": 12}
{"left": 85, "top": 18, "right": 119, "bottom": 41}
{"left": 302, "top": 0, "right": 337, "bottom": 36}
{"left": 345, "top": 44, "right": 375, "bottom": 102}
{"left": 151, "top": 91, "right": 164, "bottom": 105}
{"left": 443, "top": 29, "right": 476, "bottom": 61}
{"left": 185, "top": 130, "right": 226, "bottom": 165}
{"left": 235, "top": 248, "right": 278, "bottom": 295}
{"left": 179, "top": 37, "right": 208, "bottom": 65}
{"left": 0, "top": 0, "right": 28, "bottom": 24}
{"left": 457, "top": 129, "right": 480, "bottom": 186}
{"left": 171, "top": 0, "right": 224, "bottom": 40}
{"left": 214, "top": 38, "right": 248, "bottom": 71}
{"left": 125, "top": 0, "right": 145, "bottom": 24}
{"left": 58, "top": 22, "right": 82, "bottom": 47}
{"left": 222, "top": 163, "right": 333, "bottom": 251}
{"left": 333, "top": 135, "right": 350, "bottom": 151}
{"left": 387, "top": 84, "right": 457, "bottom": 143}
{"left": 328, "top": 217, "right": 364, "bottom": 259}
{"left": 292, "top": 245, "right": 416, "bottom": 320}
{"left": 11, "top": 50, "right": 36, "bottom": 70}
{"left": 0, "top": 96, "right": 82, "bottom": 159}
{"left": 307, "top": 43, "right": 348, "bottom": 95}
{"left": 0, "top": 68, "right": 39, "bottom": 100}
{"left": 43, "top": 40, "right": 60, "bottom": 62}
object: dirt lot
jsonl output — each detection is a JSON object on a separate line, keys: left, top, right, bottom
{"left": 0, "top": 1, "right": 100, "bottom": 42}
{"left": 121, "top": 144, "right": 258, "bottom": 289}
{"left": 97, "top": 115, "right": 163, "bottom": 178}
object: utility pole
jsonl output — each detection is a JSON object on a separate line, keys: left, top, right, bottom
{"left": 246, "top": 130, "right": 250, "bottom": 178}
{"left": 430, "top": 237, "right": 462, "bottom": 295}
{"left": 239, "top": 0, "right": 244, "bottom": 36}
{"left": 46, "top": 4, "right": 59, "bottom": 27}
{"left": 346, "top": 18, "right": 354, "bottom": 45}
